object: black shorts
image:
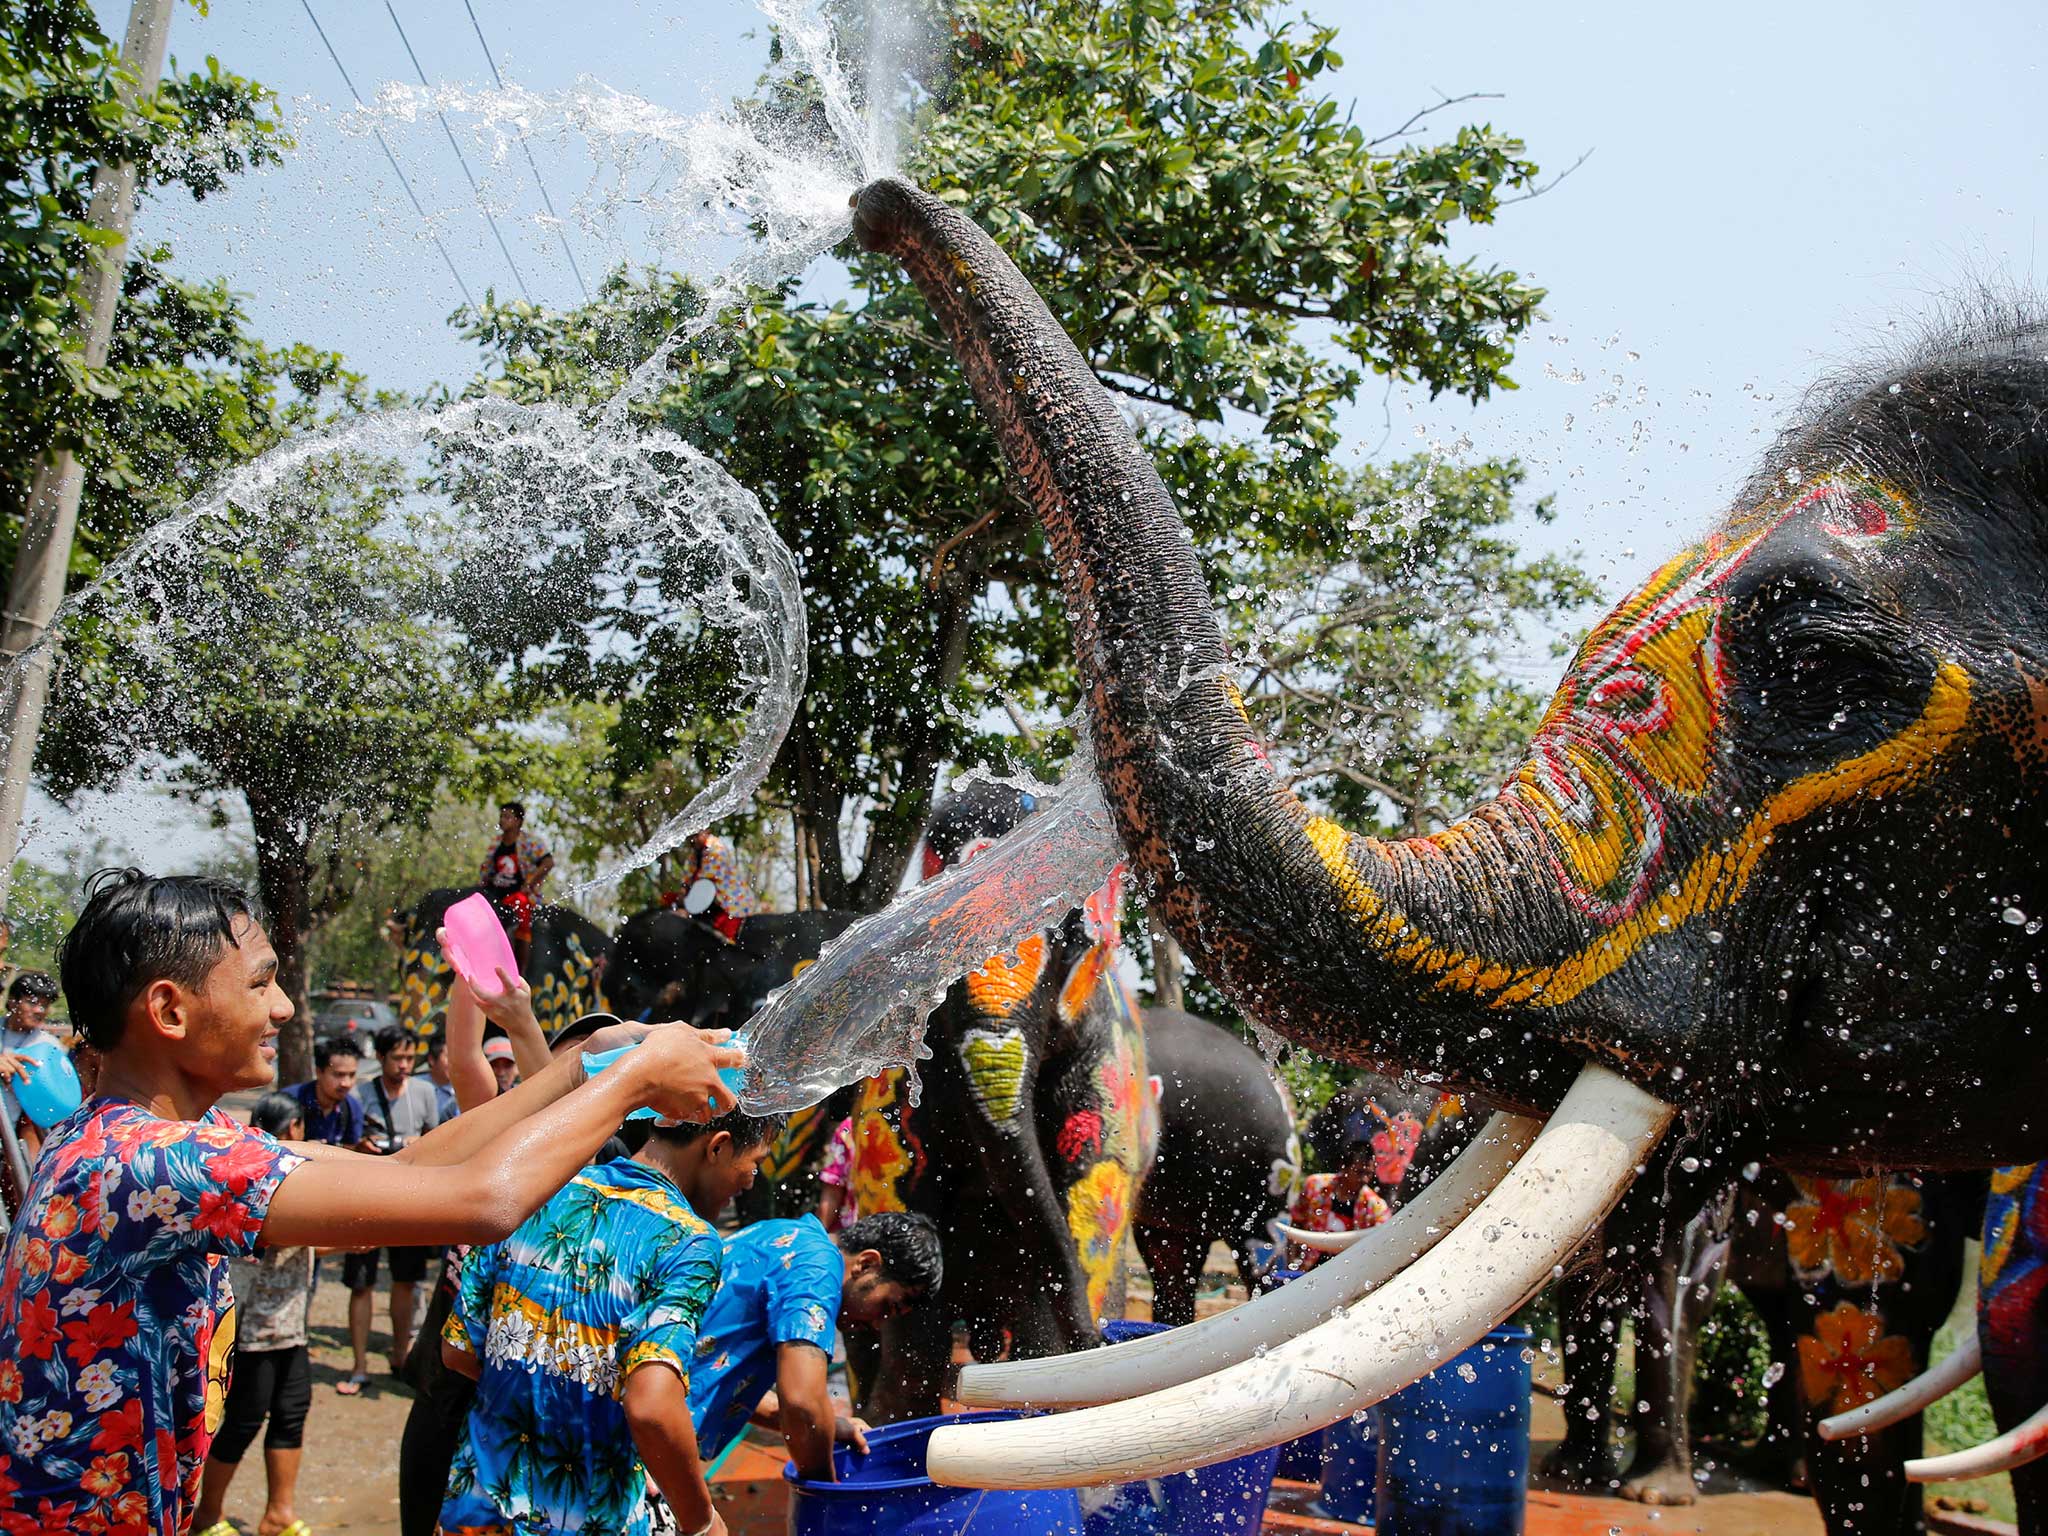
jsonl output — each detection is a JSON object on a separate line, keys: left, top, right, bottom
{"left": 342, "top": 1245, "right": 435, "bottom": 1288}
{"left": 212, "top": 1344, "right": 311, "bottom": 1462}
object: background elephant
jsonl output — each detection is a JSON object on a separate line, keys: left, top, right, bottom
{"left": 851, "top": 782, "right": 1159, "bottom": 1422}
{"left": 394, "top": 887, "right": 610, "bottom": 1041}
{"left": 1131, "top": 1005, "right": 1300, "bottom": 1327}
{"left": 605, "top": 903, "right": 858, "bottom": 1028}
{"left": 1548, "top": 1169, "right": 1977, "bottom": 1533}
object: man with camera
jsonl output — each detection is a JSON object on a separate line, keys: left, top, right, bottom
{"left": 339, "top": 1024, "right": 444, "bottom": 1395}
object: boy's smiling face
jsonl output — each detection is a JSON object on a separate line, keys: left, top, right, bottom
{"left": 178, "top": 916, "right": 294, "bottom": 1092}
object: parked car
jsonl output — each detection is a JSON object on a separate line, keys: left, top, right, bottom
{"left": 309, "top": 992, "right": 399, "bottom": 1053}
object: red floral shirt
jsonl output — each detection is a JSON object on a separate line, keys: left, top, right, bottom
{"left": 0, "top": 1100, "right": 303, "bottom": 1536}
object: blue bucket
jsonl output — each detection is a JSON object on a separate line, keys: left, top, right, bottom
{"left": 1316, "top": 1409, "right": 1378, "bottom": 1523}
{"left": 1375, "top": 1325, "right": 1531, "bottom": 1536}
{"left": 785, "top": 1411, "right": 1083, "bottom": 1536}
{"left": 10, "top": 1036, "right": 80, "bottom": 1130}
{"left": 1084, "top": 1321, "right": 1279, "bottom": 1535}
{"left": 1273, "top": 1425, "right": 1328, "bottom": 1483}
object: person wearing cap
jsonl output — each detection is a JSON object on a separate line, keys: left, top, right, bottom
{"left": 0, "top": 968, "right": 57, "bottom": 1215}
{"left": 483, "top": 1035, "right": 519, "bottom": 1094}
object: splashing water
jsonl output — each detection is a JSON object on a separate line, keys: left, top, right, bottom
{"left": 0, "top": 0, "right": 905, "bottom": 894}
{"left": 739, "top": 750, "right": 1126, "bottom": 1113}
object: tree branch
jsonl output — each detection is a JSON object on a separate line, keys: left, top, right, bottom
{"left": 1369, "top": 90, "right": 1506, "bottom": 149}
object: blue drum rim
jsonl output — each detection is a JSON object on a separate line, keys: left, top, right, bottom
{"left": 783, "top": 1410, "right": 1054, "bottom": 1498}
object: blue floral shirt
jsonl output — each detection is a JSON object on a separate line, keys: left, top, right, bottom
{"left": 687, "top": 1216, "right": 844, "bottom": 1459}
{"left": 0, "top": 1099, "right": 303, "bottom": 1536}
{"left": 438, "top": 1159, "right": 720, "bottom": 1536}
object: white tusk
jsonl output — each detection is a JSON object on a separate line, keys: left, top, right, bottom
{"left": 1907, "top": 1396, "right": 2048, "bottom": 1482}
{"left": 1819, "top": 1335, "right": 1981, "bottom": 1442}
{"left": 929, "top": 1064, "right": 1673, "bottom": 1488}
{"left": 1276, "top": 1222, "right": 1371, "bottom": 1252}
{"left": 955, "top": 1112, "right": 1538, "bottom": 1409}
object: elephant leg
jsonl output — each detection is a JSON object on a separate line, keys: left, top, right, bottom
{"left": 1136, "top": 1225, "right": 1203, "bottom": 1329}
{"left": 1621, "top": 1187, "right": 1735, "bottom": 1506}
{"left": 1980, "top": 1163, "right": 2048, "bottom": 1536}
{"left": 863, "top": 1308, "right": 954, "bottom": 1425}
{"left": 1540, "top": 1255, "right": 1625, "bottom": 1491}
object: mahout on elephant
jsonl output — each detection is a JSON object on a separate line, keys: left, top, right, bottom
{"left": 1130, "top": 1004, "right": 1299, "bottom": 1327}
{"left": 605, "top": 902, "right": 858, "bottom": 1028}
{"left": 393, "top": 887, "right": 610, "bottom": 1041}
{"left": 846, "top": 174, "right": 2048, "bottom": 1490}
{"left": 850, "top": 779, "right": 1159, "bottom": 1423}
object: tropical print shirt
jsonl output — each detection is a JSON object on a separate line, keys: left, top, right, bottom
{"left": 1286, "top": 1172, "right": 1391, "bottom": 1272}
{"left": 686, "top": 1216, "right": 843, "bottom": 1459}
{"left": 0, "top": 1099, "right": 303, "bottom": 1536}
{"left": 438, "top": 1160, "right": 721, "bottom": 1536}
{"left": 815, "top": 1118, "right": 858, "bottom": 1231}
{"left": 684, "top": 835, "right": 763, "bottom": 920}
{"left": 479, "top": 829, "right": 552, "bottom": 895}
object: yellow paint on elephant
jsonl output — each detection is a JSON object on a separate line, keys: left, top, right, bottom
{"left": 960, "top": 1027, "right": 1030, "bottom": 1124}
{"left": 1065, "top": 1160, "right": 1136, "bottom": 1322}
{"left": 1305, "top": 661, "right": 1973, "bottom": 1012}
{"left": 851, "top": 1070, "right": 912, "bottom": 1215}
{"left": 765, "top": 1104, "right": 827, "bottom": 1185}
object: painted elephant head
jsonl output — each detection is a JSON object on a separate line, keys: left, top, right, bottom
{"left": 849, "top": 175, "right": 2048, "bottom": 1486}
{"left": 394, "top": 887, "right": 612, "bottom": 1041}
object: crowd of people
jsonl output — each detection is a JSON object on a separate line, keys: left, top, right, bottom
{"left": 0, "top": 847, "right": 943, "bottom": 1536}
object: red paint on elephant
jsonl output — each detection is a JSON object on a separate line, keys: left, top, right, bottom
{"left": 1058, "top": 1110, "right": 1105, "bottom": 1164}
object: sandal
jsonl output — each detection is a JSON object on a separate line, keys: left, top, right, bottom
{"left": 194, "top": 1523, "right": 239, "bottom": 1536}
{"left": 335, "top": 1372, "right": 368, "bottom": 1397}
{"left": 273, "top": 1522, "right": 314, "bottom": 1536}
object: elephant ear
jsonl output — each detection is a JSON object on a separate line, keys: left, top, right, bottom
{"left": 1057, "top": 862, "right": 1128, "bottom": 1025}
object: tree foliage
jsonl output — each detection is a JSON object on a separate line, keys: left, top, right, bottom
{"left": 458, "top": 0, "right": 1572, "bottom": 919}
{"left": 1, "top": 0, "right": 288, "bottom": 566}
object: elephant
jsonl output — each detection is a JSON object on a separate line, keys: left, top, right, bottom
{"left": 846, "top": 174, "right": 2048, "bottom": 1491}
{"left": 605, "top": 903, "right": 858, "bottom": 1029}
{"left": 1547, "top": 1170, "right": 1976, "bottom": 1533}
{"left": 394, "top": 887, "right": 610, "bottom": 1041}
{"left": 851, "top": 780, "right": 1160, "bottom": 1422}
{"left": 1131, "top": 1004, "right": 1301, "bottom": 1327}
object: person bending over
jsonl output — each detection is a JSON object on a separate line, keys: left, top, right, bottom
{"left": 0, "top": 869, "right": 739, "bottom": 1536}
{"left": 688, "top": 1210, "right": 943, "bottom": 1481}
{"left": 438, "top": 1105, "right": 785, "bottom": 1536}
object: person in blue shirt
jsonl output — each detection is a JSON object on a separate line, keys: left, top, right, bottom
{"left": 688, "top": 1210, "right": 943, "bottom": 1479}
{"left": 288, "top": 1033, "right": 365, "bottom": 1147}
{"left": 440, "top": 1104, "right": 785, "bottom": 1536}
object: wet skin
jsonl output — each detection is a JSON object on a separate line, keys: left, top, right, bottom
{"left": 850, "top": 175, "right": 2048, "bottom": 1175}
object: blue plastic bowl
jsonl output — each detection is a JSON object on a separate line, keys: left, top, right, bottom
{"left": 785, "top": 1411, "right": 1084, "bottom": 1536}
{"left": 11, "top": 1036, "right": 80, "bottom": 1130}
{"left": 1375, "top": 1325, "right": 1532, "bottom": 1536}
{"left": 1083, "top": 1320, "right": 1281, "bottom": 1534}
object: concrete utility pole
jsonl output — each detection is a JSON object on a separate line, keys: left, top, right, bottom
{"left": 0, "top": 0, "right": 175, "bottom": 906}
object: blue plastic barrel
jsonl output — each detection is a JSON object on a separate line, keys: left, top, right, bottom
{"left": 1083, "top": 1321, "right": 1280, "bottom": 1535}
{"left": 1315, "top": 1409, "right": 1378, "bottom": 1523}
{"left": 1375, "top": 1325, "right": 1531, "bottom": 1536}
{"left": 785, "top": 1411, "right": 1083, "bottom": 1536}
{"left": 1257, "top": 1268, "right": 1330, "bottom": 1486}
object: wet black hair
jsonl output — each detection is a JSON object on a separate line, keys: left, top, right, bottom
{"left": 840, "top": 1210, "right": 944, "bottom": 1298}
{"left": 250, "top": 1091, "right": 305, "bottom": 1139}
{"left": 500, "top": 801, "right": 526, "bottom": 821}
{"left": 313, "top": 1035, "right": 361, "bottom": 1070}
{"left": 372, "top": 1024, "right": 413, "bottom": 1059}
{"left": 8, "top": 970, "right": 58, "bottom": 1006}
{"left": 58, "top": 869, "right": 256, "bottom": 1049}
{"left": 645, "top": 1104, "right": 786, "bottom": 1156}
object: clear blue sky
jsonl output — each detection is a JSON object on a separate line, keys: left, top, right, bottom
{"left": 55, "top": 0, "right": 2048, "bottom": 867}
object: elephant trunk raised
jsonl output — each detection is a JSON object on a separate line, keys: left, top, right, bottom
{"left": 851, "top": 178, "right": 1597, "bottom": 1111}
{"left": 851, "top": 176, "right": 1678, "bottom": 1488}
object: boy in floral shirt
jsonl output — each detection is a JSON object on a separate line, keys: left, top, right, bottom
{"left": 0, "top": 870, "right": 742, "bottom": 1536}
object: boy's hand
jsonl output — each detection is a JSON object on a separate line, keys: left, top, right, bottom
{"left": 580, "top": 1018, "right": 655, "bottom": 1059}
{"left": 0, "top": 1052, "right": 29, "bottom": 1085}
{"left": 835, "top": 1414, "right": 871, "bottom": 1454}
{"left": 628, "top": 1024, "right": 743, "bottom": 1123}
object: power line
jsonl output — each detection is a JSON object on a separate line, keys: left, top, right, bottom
{"left": 384, "top": 0, "right": 530, "bottom": 302}
{"left": 299, "top": 0, "right": 475, "bottom": 309}
{"left": 460, "top": 0, "right": 591, "bottom": 302}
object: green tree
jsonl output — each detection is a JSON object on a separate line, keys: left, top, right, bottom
{"left": 2, "top": 0, "right": 288, "bottom": 568}
{"left": 456, "top": 0, "right": 1570, "bottom": 918}
{"left": 37, "top": 434, "right": 515, "bottom": 1083}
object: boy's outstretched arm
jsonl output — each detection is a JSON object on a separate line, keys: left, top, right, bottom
{"left": 259, "top": 1024, "right": 742, "bottom": 1250}
{"left": 774, "top": 1341, "right": 853, "bottom": 1481}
